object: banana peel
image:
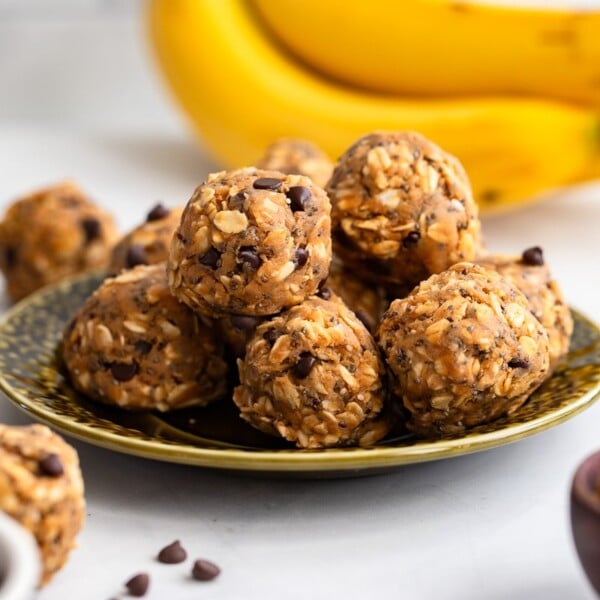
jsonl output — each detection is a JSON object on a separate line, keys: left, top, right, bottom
{"left": 252, "top": 0, "right": 600, "bottom": 107}
{"left": 148, "top": 0, "right": 600, "bottom": 213}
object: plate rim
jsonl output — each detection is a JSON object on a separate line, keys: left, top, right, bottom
{"left": 1, "top": 273, "right": 599, "bottom": 472}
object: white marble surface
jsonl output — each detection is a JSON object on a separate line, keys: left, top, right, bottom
{"left": 1, "top": 3, "right": 600, "bottom": 600}
{"left": 0, "top": 129, "right": 599, "bottom": 600}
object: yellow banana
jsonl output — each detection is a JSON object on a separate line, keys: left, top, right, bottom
{"left": 251, "top": 0, "right": 600, "bottom": 108}
{"left": 148, "top": 0, "right": 600, "bottom": 213}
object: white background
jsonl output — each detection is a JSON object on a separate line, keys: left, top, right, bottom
{"left": 1, "top": 1, "right": 600, "bottom": 599}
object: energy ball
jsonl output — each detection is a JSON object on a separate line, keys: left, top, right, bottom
{"left": 233, "top": 294, "right": 390, "bottom": 448}
{"left": 377, "top": 263, "right": 550, "bottom": 437}
{"left": 256, "top": 138, "right": 334, "bottom": 188}
{"left": 219, "top": 257, "right": 387, "bottom": 358}
{"left": 0, "top": 181, "right": 118, "bottom": 301}
{"left": 0, "top": 424, "right": 85, "bottom": 585}
{"left": 168, "top": 168, "right": 332, "bottom": 317}
{"left": 319, "top": 256, "right": 388, "bottom": 333}
{"left": 327, "top": 131, "right": 481, "bottom": 289}
{"left": 219, "top": 314, "right": 267, "bottom": 359}
{"left": 62, "top": 264, "right": 229, "bottom": 411}
{"left": 477, "top": 247, "right": 573, "bottom": 370}
{"left": 109, "top": 203, "right": 183, "bottom": 273}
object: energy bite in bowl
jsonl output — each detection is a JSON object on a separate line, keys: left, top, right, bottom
{"left": 168, "top": 167, "right": 332, "bottom": 317}
{"left": 256, "top": 138, "right": 334, "bottom": 188}
{"left": 377, "top": 263, "right": 550, "bottom": 437}
{"left": 219, "top": 314, "right": 268, "bottom": 359}
{"left": 319, "top": 256, "right": 388, "bottom": 333}
{"left": 62, "top": 263, "right": 229, "bottom": 411}
{"left": 233, "top": 294, "right": 391, "bottom": 448}
{"left": 476, "top": 246, "right": 573, "bottom": 370}
{"left": 0, "top": 181, "right": 118, "bottom": 301}
{"left": 109, "top": 203, "right": 183, "bottom": 273}
{"left": 0, "top": 424, "right": 85, "bottom": 586}
{"left": 219, "top": 257, "right": 387, "bottom": 358}
{"left": 327, "top": 131, "right": 481, "bottom": 289}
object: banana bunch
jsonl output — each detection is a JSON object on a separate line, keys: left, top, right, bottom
{"left": 148, "top": 0, "right": 600, "bottom": 212}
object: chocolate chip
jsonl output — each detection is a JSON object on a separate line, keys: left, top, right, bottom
{"left": 199, "top": 247, "right": 221, "bottom": 269}
{"left": 3, "top": 246, "right": 16, "bottom": 269}
{"left": 287, "top": 186, "right": 311, "bottom": 212}
{"left": 318, "top": 286, "right": 332, "bottom": 300}
{"left": 238, "top": 248, "right": 261, "bottom": 270}
{"left": 191, "top": 559, "right": 221, "bottom": 581}
{"left": 126, "top": 244, "right": 148, "bottom": 268}
{"left": 110, "top": 361, "right": 138, "bottom": 382}
{"left": 253, "top": 177, "right": 282, "bottom": 191}
{"left": 402, "top": 231, "right": 420, "bottom": 247}
{"left": 230, "top": 315, "right": 261, "bottom": 331}
{"left": 508, "top": 358, "right": 529, "bottom": 369}
{"left": 125, "top": 573, "right": 149, "bottom": 597}
{"left": 39, "top": 453, "right": 64, "bottom": 477}
{"left": 80, "top": 217, "right": 101, "bottom": 243}
{"left": 134, "top": 340, "right": 152, "bottom": 355}
{"left": 157, "top": 540, "right": 187, "bottom": 564}
{"left": 521, "top": 246, "right": 544, "bottom": 266}
{"left": 146, "top": 203, "right": 169, "bottom": 222}
{"left": 293, "top": 352, "right": 317, "bottom": 378}
{"left": 230, "top": 191, "right": 246, "bottom": 209}
{"left": 293, "top": 247, "right": 309, "bottom": 269}
{"left": 263, "top": 329, "right": 280, "bottom": 345}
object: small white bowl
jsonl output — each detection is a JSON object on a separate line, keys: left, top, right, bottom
{"left": 0, "top": 512, "right": 40, "bottom": 600}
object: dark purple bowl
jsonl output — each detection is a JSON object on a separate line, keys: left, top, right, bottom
{"left": 571, "top": 450, "right": 600, "bottom": 596}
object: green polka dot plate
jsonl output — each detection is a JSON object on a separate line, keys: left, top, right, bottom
{"left": 0, "top": 272, "right": 599, "bottom": 476}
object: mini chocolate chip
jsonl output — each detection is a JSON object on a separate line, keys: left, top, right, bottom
{"left": 402, "top": 231, "right": 420, "bottom": 247}
{"left": 230, "top": 315, "right": 261, "bottom": 331}
{"left": 4, "top": 246, "right": 16, "bottom": 269}
{"left": 110, "top": 361, "right": 138, "bottom": 382}
{"left": 126, "top": 244, "right": 148, "bottom": 268}
{"left": 80, "top": 217, "right": 101, "bottom": 243}
{"left": 263, "top": 329, "right": 280, "bottom": 345}
{"left": 318, "top": 286, "right": 332, "bottom": 300}
{"left": 157, "top": 540, "right": 187, "bottom": 564}
{"left": 253, "top": 177, "right": 282, "bottom": 191}
{"left": 39, "top": 453, "right": 64, "bottom": 477}
{"left": 134, "top": 340, "right": 152, "bottom": 355}
{"left": 521, "top": 246, "right": 544, "bottom": 266}
{"left": 125, "top": 573, "right": 149, "bottom": 597}
{"left": 230, "top": 191, "right": 246, "bottom": 209}
{"left": 192, "top": 559, "right": 221, "bottom": 581}
{"left": 146, "top": 203, "right": 169, "bottom": 222}
{"left": 508, "top": 358, "right": 529, "bottom": 369}
{"left": 238, "top": 248, "right": 261, "bottom": 270}
{"left": 293, "top": 352, "right": 317, "bottom": 378}
{"left": 199, "top": 247, "right": 221, "bottom": 269}
{"left": 293, "top": 247, "right": 309, "bottom": 269}
{"left": 287, "top": 186, "right": 311, "bottom": 212}
{"left": 355, "top": 309, "right": 373, "bottom": 331}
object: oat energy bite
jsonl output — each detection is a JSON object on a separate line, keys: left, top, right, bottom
{"left": 377, "top": 263, "right": 550, "bottom": 437}
{"left": 234, "top": 294, "right": 390, "bottom": 448}
{"left": 109, "top": 203, "right": 183, "bottom": 273}
{"left": 62, "top": 264, "right": 229, "bottom": 411}
{"left": 327, "top": 131, "right": 481, "bottom": 289}
{"left": 219, "top": 313, "right": 267, "bottom": 359}
{"left": 256, "top": 138, "right": 334, "bottom": 188}
{"left": 0, "top": 181, "right": 118, "bottom": 301}
{"left": 168, "top": 168, "right": 332, "bottom": 317}
{"left": 321, "top": 256, "right": 388, "bottom": 333}
{"left": 219, "top": 256, "right": 387, "bottom": 357}
{"left": 477, "top": 247, "right": 573, "bottom": 370}
{"left": 0, "top": 424, "right": 85, "bottom": 585}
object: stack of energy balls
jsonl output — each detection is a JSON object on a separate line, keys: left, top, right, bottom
{"left": 0, "top": 132, "right": 573, "bottom": 448}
